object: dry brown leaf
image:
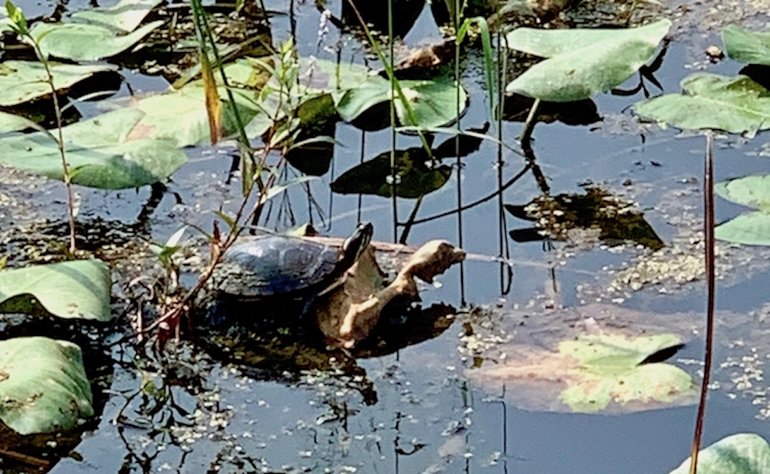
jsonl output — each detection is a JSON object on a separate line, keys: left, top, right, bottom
{"left": 316, "top": 240, "right": 465, "bottom": 349}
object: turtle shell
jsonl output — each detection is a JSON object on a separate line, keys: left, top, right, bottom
{"left": 213, "top": 235, "right": 344, "bottom": 298}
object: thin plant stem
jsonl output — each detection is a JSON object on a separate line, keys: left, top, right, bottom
{"left": 454, "top": 0, "right": 465, "bottom": 305}
{"left": 519, "top": 98, "right": 540, "bottom": 144}
{"left": 388, "top": 0, "right": 398, "bottom": 242}
{"left": 689, "top": 132, "right": 715, "bottom": 474}
{"left": 42, "top": 57, "right": 76, "bottom": 254}
{"left": 12, "top": 18, "right": 78, "bottom": 253}
{"left": 404, "top": 164, "right": 530, "bottom": 225}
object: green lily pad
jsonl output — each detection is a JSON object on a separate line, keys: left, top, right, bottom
{"left": 723, "top": 25, "right": 770, "bottom": 66}
{"left": 634, "top": 73, "right": 770, "bottom": 137}
{"left": 335, "top": 77, "right": 468, "bottom": 129}
{"left": 0, "top": 60, "right": 115, "bottom": 107}
{"left": 71, "top": 0, "right": 162, "bottom": 32}
{"left": 0, "top": 259, "right": 111, "bottom": 321}
{"left": 504, "top": 19, "right": 670, "bottom": 101}
{"left": 116, "top": 86, "right": 261, "bottom": 147}
{"left": 0, "top": 10, "right": 11, "bottom": 33}
{"left": 0, "top": 337, "right": 93, "bottom": 435}
{"left": 469, "top": 330, "right": 696, "bottom": 413}
{"left": 669, "top": 433, "right": 770, "bottom": 474}
{"left": 30, "top": 20, "right": 163, "bottom": 61}
{"left": 331, "top": 147, "right": 452, "bottom": 198}
{"left": 715, "top": 211, "right": 770, "bottom": 246}
{"left": 0, "top": 111, "right": 36, "bottom": 133}
{"left": 0, "top": 108, "right": 187, "bottom": 189}
{"left": 714, "top": 175, "right": 770, "bottom": 246}
{"left": 558, "top": 333, "right": 693, "bottom": 412}
{"left": 126, "top": 56, "right": 359, "bottom": 147}
{"left": 716, "top": 174, "right": 770, "bottom": 211}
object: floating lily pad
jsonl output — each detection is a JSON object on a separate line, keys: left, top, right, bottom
{"left": 716, "top": 174, "right": 770, "bottom": 211}
{"left": 331, "top": 147, "right": 452, "bottom": 198}
{"left": 71, "top": 0, "right": 162, "bottom": 32}
{"left": 118, "top": 86, "right": 261, "bottom": 147}
{"left": 505, "top": 19, "right": 670, "bottom": 101}
{"left": 335, "top": 77, "right": 468, "bottom": 129}
{"left": 723, "top": 25, "right": 770, "bottom": 66}
{"left": 0, "top": 61, "right": 115, "bottom": 107}
{"left": 669, "top": 433, "right": 770, "bottom": 474}
{"left": 0, "top": 259, "right": 111, "bottom": 321}
{"left": 715, "top": 174, "right": 770, "bottom": 245}
{"left": 30, "top": 21, "right": 163, "bottom": 62}
{"left": 0, "top": 111, "right": 35, "bottom": 133}
{"left": 0, "top": 108, "right": 187, "bottom": 189}
{"left": 0, "top": 10, "right": 11, "bottom": 33}
{"left": 0, "top": 337, "right": 93, "bottom": 435}
{"left": 26, "top": 0, "right": 163, "bottom": 62}
{"left": 715, "top": 211, "right": 770, "bottom": 246}
{"left": 469, "top": 327, "right": 696, "bottom": 414}
{"left": 634, "top": 73, "right": 770, "bottom": 137}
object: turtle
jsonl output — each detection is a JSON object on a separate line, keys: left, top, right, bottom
{"left": 211, "top": 222, "right": 374, "bottom": 305}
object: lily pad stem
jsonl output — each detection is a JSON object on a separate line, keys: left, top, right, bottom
{"left": 519, "top": 98, "right": 540, "bottom": 145}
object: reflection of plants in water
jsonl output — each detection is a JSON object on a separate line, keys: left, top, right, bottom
{"left": 111, "top": 343, "right": 225, "bottom": 471}
{"left": 505, "top": 185, "right": 664, "bottom": 250}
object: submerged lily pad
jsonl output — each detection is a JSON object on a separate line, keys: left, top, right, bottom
{"left": 669, "top": 433, "right": 770, "bottom": 474}
{"left": 505, "top": 186, "right": 664, "bottom": 250}
{"left": 634, "top": 73, "right": 770, "bottom": 137}
{"left": 335, "top": 77, "right": 468, "bottom": 129}
{"left": 468, "top": 320, "right": 696, "bottom": 414}
{"left": 0, "top": 337, "right": 93, "bottom": 435}
{"left": 0, "top": 61, "right": 115, "bottom": 107}
{"left": 0, "top": 108, "right": 187, "bottom": 189}
{"left": 557, "top": 333, "right": 693, "bottom": 412}
{"left": 331, "top": 147, "right": 452, "bottom": 198}
{"left": 504, "top": 19, "right": 671, "bottom": 101}
{"left": 0, "top": 259, "right": 111, "bottom": 321}
{"left": 723, "top": 25, "right": 770, "bottom": 66}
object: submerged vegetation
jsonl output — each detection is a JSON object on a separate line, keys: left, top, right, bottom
{"left": 0, "top": 0, "right": 769, "bottom": 471}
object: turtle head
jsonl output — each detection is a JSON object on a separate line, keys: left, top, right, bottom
{"left": 341, "top": 222, "right": 373, "bottom": 265}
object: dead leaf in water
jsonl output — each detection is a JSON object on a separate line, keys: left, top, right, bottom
{"left": 316, "top": 240, "right": 465, "bottom": 349}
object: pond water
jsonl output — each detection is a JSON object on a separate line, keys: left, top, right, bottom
{"left": 2, "top": 0, "right": 770, "bottom": 472}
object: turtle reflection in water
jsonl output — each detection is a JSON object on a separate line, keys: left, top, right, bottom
{"left": 207, "top": 222, "right": 374, "bottom": 324}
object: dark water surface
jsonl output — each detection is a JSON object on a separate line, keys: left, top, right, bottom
{"left": 4, "top": 0, "right": 770, "bottom": 472}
